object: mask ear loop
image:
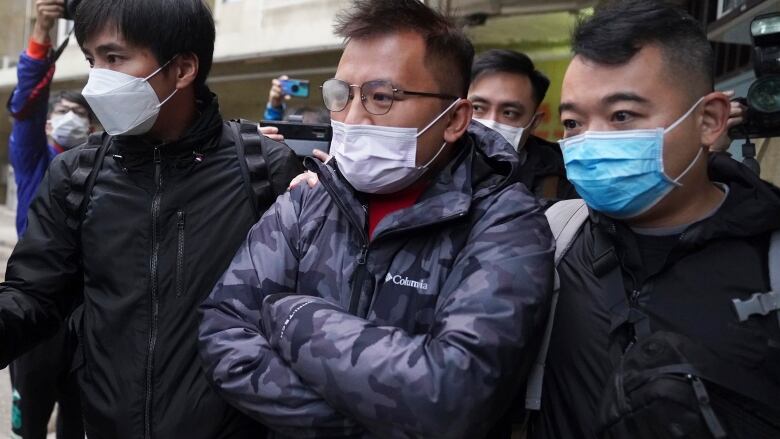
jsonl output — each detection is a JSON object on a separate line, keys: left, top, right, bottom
{"left": 143, "top": 56, "right": 178, "bottom": 82}
{"left": 664, "top": 96, "right": 706, "bottom": 134}
{"left": 416, "top": 99, "right": 462, "bottom": 170}
{"left": 664, "top": 96, "right": 707, "bottom": 186}
{"left": 417, "top": 98, "right": 462, "bottom": 138}
{"left": 144, "top": 56, "right": 180, "bottom": 109}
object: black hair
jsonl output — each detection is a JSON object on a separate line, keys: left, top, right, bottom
{"left": 572, "top": 0, "right": 714, "bottom": 94}
{"left": 48, "top": 90, "right": 93, "bottom": 122}
{"left": 74, "top": 0, "right": 215, "bottom": 91}
{"left": 471, "top": 49, "right": 550, "bottom": 106}
{"left": 334, "top": 0, "right": 474, "bottom": 98}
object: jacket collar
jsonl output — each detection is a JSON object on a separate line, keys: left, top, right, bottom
{"left": 306, "top": 120, "right": 521, "bottom": 241}
{"left": 591, "top": 152, "right": 780, "bottom": 271}
{"left": 112, "top": 91, "right": 223, "bottom": 167}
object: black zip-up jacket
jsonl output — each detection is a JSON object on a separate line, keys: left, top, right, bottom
{"left": 517, "top": 135, "right": 577, "bottom": 203}
{"left": 532, "top": 153, "right": 780, "bottom": 438}
{"left": 0, "top": 94, "right": 301, "bottom": 439}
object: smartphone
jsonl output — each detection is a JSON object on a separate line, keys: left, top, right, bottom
{"left": 260, "top": 120, "right": 331, "bottom": 157}
{"left": 279, "top": 79, "right": 310, "bottom": 99}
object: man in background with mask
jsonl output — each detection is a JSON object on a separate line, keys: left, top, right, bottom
{"left": 470, "top": 49, "right": 576, "bottom": 202}
{"left": 0, "top": 0, "right": 301, "bottom": 438}
{"left": 198, "top": 0, "right": 554, "bottom": 437}
{"left": 530, "top": 1, "right": 780, "bottom": 438}
{"left": 6, "top": 1, "right": 90, "bottom": 437}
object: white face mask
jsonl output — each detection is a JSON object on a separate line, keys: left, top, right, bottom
{"left": 331, "top": 98, "right": 460, "bottom": 194}
{"left": 50, "top": 111, "right": 89, "bottom": 148}
{"left": 473, "top": 115, "right": 536, "bottom": 152}
{"left": 82, "top": 60, "right": 178, "bottom": 136}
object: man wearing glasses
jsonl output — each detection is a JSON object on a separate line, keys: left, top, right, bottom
{"left": 198, "top": 0, "right": 554, "bottom": 437}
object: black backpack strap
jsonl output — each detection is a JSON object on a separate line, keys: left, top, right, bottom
{"left": 64, "top": 133, "right": 111, "bottom": 229}
{"left": 231, "top": 119, "right": 304, "bottom": 219}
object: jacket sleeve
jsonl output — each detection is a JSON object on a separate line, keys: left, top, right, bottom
{"left": 0, "top": 153, "right": 82, "bottom": 367}
{"left": 260, "top": 184, "right": 555, "bottom": 438}
{"left": 9, "top": 51, "right": 54, "bottom": 182}
{"left": 263, "top": 136, "right": 304, "bottom": 198}
{"left": 198, "top": 189, "right": 362, "bottom": 437}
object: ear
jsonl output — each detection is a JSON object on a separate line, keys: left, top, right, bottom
{"left": 443, "top": 99, "right": 473, "bottom": 144}
{"left": 45, "top": 119, "right": 53, "bottom": 137}
{"left": 173, "top": 52, "right": 199, "bottom": 90}
{"left": 529, "top": 111, "right": 544, "bottom": 133}
{"left": 699, "top": 91, "right": 730, "bottom": 147}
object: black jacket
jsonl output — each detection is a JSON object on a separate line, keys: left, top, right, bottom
{"left": 0, "top": 94, "right": 302, "bottom": 439}
{"left": 517, "top": 135, "right": 577, "bottom": 203}
{"left": 531, "top": 153, "right": 780, "bottom": 439}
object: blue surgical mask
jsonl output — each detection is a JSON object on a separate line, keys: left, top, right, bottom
{"left": 560, "top": 97, "right": 705, "bottom": 219}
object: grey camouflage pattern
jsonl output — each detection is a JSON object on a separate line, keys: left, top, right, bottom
{"left": 199, "top": 121, "right": 554, "bottom": 438}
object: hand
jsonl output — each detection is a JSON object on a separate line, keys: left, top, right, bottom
{"left": 287, "top": 149, "right": 331, "bottom": 190}
{"left": 268, "top": 75, "right": 290, "bottom": 109}
{"left": 259, "top": 125, "right": 284, "bottom": 142}
{"left": 32, "top": 0, "right": 65, "bottom": 44}
{"left": 710, "top": 90, "right": 747, "bottom": 153}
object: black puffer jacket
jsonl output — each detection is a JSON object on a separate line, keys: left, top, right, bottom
{"left": 0, "top": 93, "right": 301, "bottom": 439}
{"left": 532, "top": 153, "right": 780, "bottom": 438}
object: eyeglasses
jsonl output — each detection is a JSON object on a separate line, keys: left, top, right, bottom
{"left": 321, "top": 78, "right": 458, "bottom": 116}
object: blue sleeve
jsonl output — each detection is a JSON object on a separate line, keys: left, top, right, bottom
{"left": 263, "top": 103, "right": 285, "bottom": 121}
{"left": 8, "top": 51, "right": 56, "bottom": 236}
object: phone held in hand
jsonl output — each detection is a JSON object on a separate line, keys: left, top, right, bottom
{"left": 260, "top": 120, "right": 331, "bottom": 157}
{"left": 280, "top": 79, "right": 310, "bottom": 99}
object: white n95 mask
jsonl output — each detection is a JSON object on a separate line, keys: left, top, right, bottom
{"left": 82, "top": 61, "right": 177, "bottom": 136}
{"left": 474, "top": 115, "right": 536, "bottom": 152}
{"left": 50, "top": 111, "right": 89, "bottom": 148}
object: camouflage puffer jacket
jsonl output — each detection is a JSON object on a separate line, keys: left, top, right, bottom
{"left": 198, "top": 122, "right": 555, "bottom": 439}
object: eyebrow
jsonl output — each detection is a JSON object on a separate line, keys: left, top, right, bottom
{"left": 603, "top": 92, "right": 650, "bottom": 106}
{"left": 559, "top": 92, "right": 651, "bottom": 115}
{"left": 83, "top": 43, "right": 126, "bottom": 56}
{"left": 469, "top": 95, "right": 526, "bottom": 109}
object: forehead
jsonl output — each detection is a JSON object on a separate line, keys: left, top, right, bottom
{"left": 469, "top": 71, "right": 535, "bottom": 105}
{"left": 561, "top": 45, "right": 679, "bottom": 107}
{"left": 336, "top": 31, "right": 437, "bottom": 89}
{"left": 54, "top": 99, "right": 86, "bottom": 110}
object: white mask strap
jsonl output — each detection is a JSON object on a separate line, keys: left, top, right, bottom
{"left": 157, "top": 88, "right": 179, "bottom": 108}
{"left": 417, "top": 98, "right": 461, "bottom": 138}
{"left": 419, "top": 141, "right": 448, "bottom": 170}
{"left": 665, "top": 96, "right": 705, "bottom": 134}
{"left": 671, "top": 146, "right": 704, "bottom": 187}
{"left": 143, "top": 57, "right": 177, "bottom": 82}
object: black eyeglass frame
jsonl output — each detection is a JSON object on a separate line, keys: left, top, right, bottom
{"left": 320, "top": 78, "right": 458, "bottom": 115}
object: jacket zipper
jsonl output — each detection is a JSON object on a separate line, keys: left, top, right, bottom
{"left": 314, "top": 172, "right": 371, "bottom": 316}
{"left": 175, "top": 210, "right": 186, "bottom": 297}
{"left": 144, "top": 146, "right": 163, "bottom": 439}
{"left": 348, "top": 244, "right": 369, "bottom": 315}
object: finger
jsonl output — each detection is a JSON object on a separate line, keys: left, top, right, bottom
{"left": 38, "top": 6, "right": 64, "bottom": 13}
{"left": 726, "top": 117, "right": 744, "bottom": 128}
{"left": 288, "top": 172, "right": 309, "bottom": 190}
{"left": 258, "top": 125, "right": 279, "bottom": 135}
{"left": 722, "top": 90, "right": 735, "bottom": 97}
{"left": 267, "top": 134, "right": 285, "bottom": 141}
{"left": 306, "top": 172, "right": 320, "bottom": 188}
{"left": 37, "top": 0, "right": 63, "bottom": 6}
{"left": 312, "top": 149, "right": 332, "bottom": 163}
{"left": 279, "top": 75, "right": 289, "bottom": 81}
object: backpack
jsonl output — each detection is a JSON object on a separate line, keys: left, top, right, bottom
{"left": 526, "top": 200, "right": 780, "bottom": 438}
{"left": 63, "top": 119, "right": 301, "bottom": 226}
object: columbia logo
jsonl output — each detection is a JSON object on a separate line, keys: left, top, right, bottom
{"left": 385, "top": 272, "right": 429, "bottom": 290}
